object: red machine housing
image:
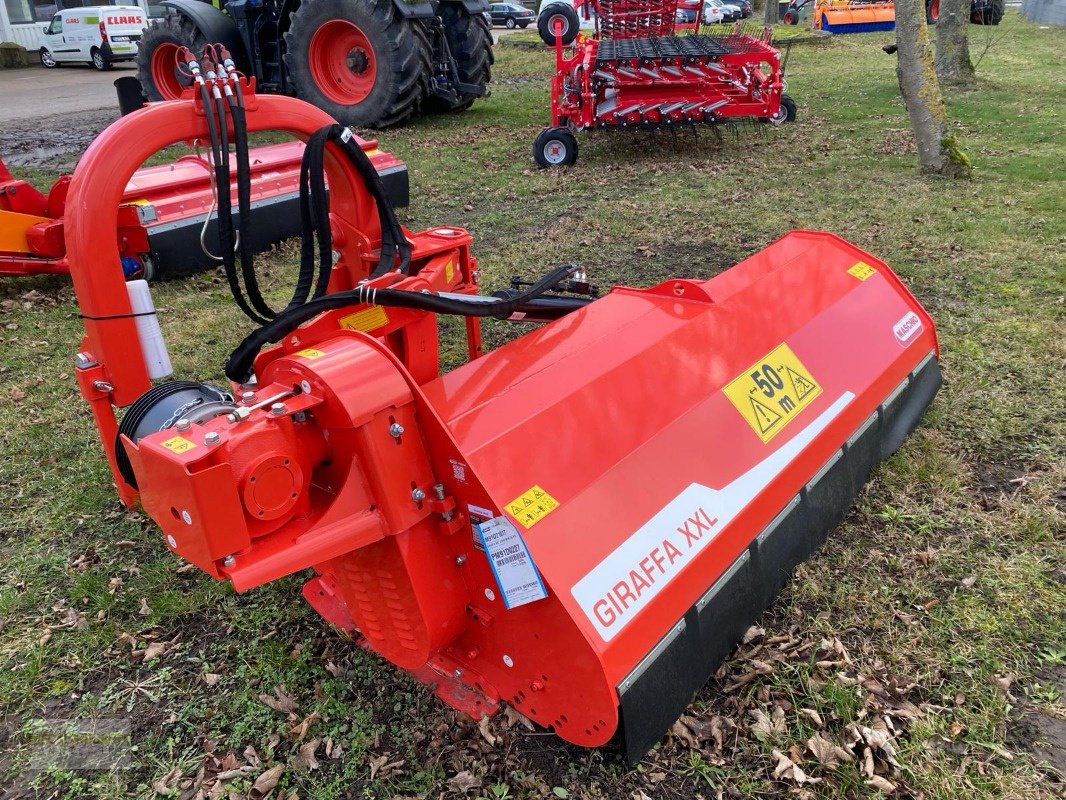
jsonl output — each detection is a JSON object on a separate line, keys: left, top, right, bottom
{"left": 0, "top": 140, "right": 406, "bottom": 279}
{"left": 67, "top": 85, "right": 939, "bottom": 761}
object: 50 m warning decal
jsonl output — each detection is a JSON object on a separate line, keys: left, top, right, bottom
{"left": 723, "top": 343, "right": 822, "bottom": 443}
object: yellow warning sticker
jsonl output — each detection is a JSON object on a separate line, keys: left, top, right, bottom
{"left": 847, "top": 261, "right": 878, "bottom": 281}
{"left": 295, "top": 347, "right": 326, "bottom": 360}
{"left": 506, "top": 485, "right": 560, "bottom": 529}
{"left": 723, "top": 343, "right": 823, "bottom": 443}
{"left": 160, "top": 435, "right": 196, "bottom": 454}
{"left": 445, "top": 260, "right": 455, "bottom": 283}
{"left": 339, "top": 306, "right": 389, "bottom": 333}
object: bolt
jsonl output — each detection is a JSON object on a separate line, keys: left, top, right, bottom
{"left": 433, "top": 483, "right": 445, "bottom": 500}
{"left": 222, "top": 555, "right": 235, "bottom": 567}
{"left": 389, "top": 422, "right": 405, "bottom": 438}
{"left": 270, "top": 402, "right": 287, "bottom": 415}
{"left": 331, "top": 249, "right": 341, "bottom": 264}
{"left": 531, "top": 680, "right": 544, "bottom": 692}
{"left": 175, "top": 419, "right": 191, "bottom": 432}
{"left": 411, "top": 487, "right": 426, "bottom": 503}
{"left": 299, "top": 380, "right": 312, "bottom": 394}
{"left": 466, "top": 647, "right": 479, "bottom": 660}
{"left": 241, "top": 391, "right": 256, "bottom": 404}
{"left": 442, "top": 510, "right": 455, "bottom": 522}
{"left": 502, "top": 655, "right": 514, "bottom": 668}
{"left": 455, "top": 554, "right": 467, "bottom": 566}
{"left": 181, "top": 510, "right": 192, "bottom": 525}
{"left": 204, "top": 431, "right": 220, "bottom": 446}
{"left": 75, "top": 352, "right": 97, "bottom": 369}
{"left": 453, "top": 668, "right": 463, "bottom": 678}
{"left": 166, "top": 534, "right": 177, "bottom": 548}
{"left": 92, "top": 380, "right": 114, "bottom": 393}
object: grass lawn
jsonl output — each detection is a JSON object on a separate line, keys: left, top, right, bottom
{"left": 0, "top": 12, "right": 1063, "bottom": 799}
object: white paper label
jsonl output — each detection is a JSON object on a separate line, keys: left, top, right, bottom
{"left": 476, "top": 516, "right": 547, "bottom": 609}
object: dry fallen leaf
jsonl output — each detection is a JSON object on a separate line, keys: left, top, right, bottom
{"left": 477, "top": 714, "right": 498, "bottom": 746}
{"left": 447, "top": 770, "right": 482, "bottom": 793}
{"left": 502, "top": 705, "right": 535, "bottom": 731}
{"left": 259, "top": 685, "right": 300, "bottom": 714}
{"left": 249, "top": 764, "right": 284, "bottom": 798}
{"left": 866, "top": 775, "right": 896, "bottom": 793}
{"left": 807, "top": 733, "right": 854, "bottom": 769}
{"left": 294, "top": 739, "right": 320, "bottom": 771}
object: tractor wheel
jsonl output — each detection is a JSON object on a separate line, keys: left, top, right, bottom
{"left": 972, "top": 0, "right": 1004, "bottom": 24}
{"left": 765, "top": 94, "right": 797, "bottom": 125}
{"left": 285, "top": 0, "right": 430, "bottom": 129}
{"left": 90, "top": 47, "right": 113, "bottom": 71}
{"left": 782, "top": 9, "right": 799, "bottom": 24}
{"left": 137, "top": 14, "right": 207, "bottom": 101}
{"left": 533, "top": 127, "right": 578, "bottom": 168}
{"left": 926, "top": 0, "right": 939, "bottom": 24}
{"left": 423, "top": 3, "right": 493, "bottom": 114}
{"left": 537, "top": 3, "right": 579, "bottom": 45}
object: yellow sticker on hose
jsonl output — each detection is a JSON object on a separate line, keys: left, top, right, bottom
{"left": 847, "top": 261, "right": 878, "bottom": 281}
{"left": 723, "top": 343, "right": 823, "bottom": 443}
{"left": 506, "top": 485, "right": 559, "bottom": 529}
{"left": 295, "top": 348, "right": 325, "bottom": 360}
{"left": 339, "top": 306, "right": 389, "bottom": 332}
{"left": 160, "top": 436, "right": 196, "bottom": 454}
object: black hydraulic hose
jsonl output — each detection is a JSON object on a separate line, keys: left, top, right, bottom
{"left": 225, "top": 263, "right": 580, "bottom": 383}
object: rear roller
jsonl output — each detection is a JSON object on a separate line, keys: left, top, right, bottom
{"left": 533, "top": 127, "right": 579, "bottom": 167}
{"left": 284, "top": 0, "right": 429, "bottom": 128}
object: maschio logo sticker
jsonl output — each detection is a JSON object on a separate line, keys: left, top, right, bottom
{"left": 723, "top": 343, "right": 823, "bottom": 443}
{"left": 893, "top": 312, "right": 923, "bottom": 347}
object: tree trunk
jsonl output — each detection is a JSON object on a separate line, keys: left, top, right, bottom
{"left": 935, "top": 0, "right": 976, "bottom": 84}
{"left": 764, "top": 0, "right": 778, "bottom": 27}
{"left": 894, "top": 0, "right": 972, "bottom": 177}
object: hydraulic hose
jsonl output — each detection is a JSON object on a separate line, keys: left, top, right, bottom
{"left": 225, "top": 263, "right": 580, "bottom": 383}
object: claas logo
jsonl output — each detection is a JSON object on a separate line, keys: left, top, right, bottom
{"left": 107, "top": 15, "right": 143, "bottom": 24}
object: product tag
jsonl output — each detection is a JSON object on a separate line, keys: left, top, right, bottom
{"left": 475, "top": 516, "right": 547, "bottom": 609}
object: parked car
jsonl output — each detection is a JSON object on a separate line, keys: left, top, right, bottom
{"left": 705, "top": 0, "right": 743, "bottom": 21}
{"left": 675, "top": 0, "right": 701, "bottom": 24}
{"left": 732, "top": 0, "right": 752, "bottom": 16}
{"left": 490, "top": 2, "right": 536, "bottom": 28}
{"left": 38, "top": 5, "right": 145, "bottom": 70}
{"left": 702, "top": 0, "right": 726, "bottom": 23}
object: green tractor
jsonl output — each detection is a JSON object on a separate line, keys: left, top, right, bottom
{"left": 137, "top": 0, "right": 493, "bottom": 128}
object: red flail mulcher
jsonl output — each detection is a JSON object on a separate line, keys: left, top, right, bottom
{"left": 534, "top": 0, "right": 797, "bottom": 167}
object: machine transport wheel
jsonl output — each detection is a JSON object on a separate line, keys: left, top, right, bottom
{"left": 533, "top": 127, "right": 578, "bottom": 167}
{"left": 423, "top": 3, "right": 493, "bottom": 114}
{"left": 926, "top": 0, "right": 939, "bottom": 23}
{"left": 91, "top": 48, "right": 113, "bottom": 71}
{"left": 537, "top": 3, "right": 579, "bottom": 45}
{"left": 39, "top": 48, "right": 58, "bottom": 67}
{"left": 285, "top": 0, "right": 429, "bottom": 129}
{"left": 763, "top": 94, "right": 797, "bottom": 125}
{"left": 137, "top": 15, "right": 208, "bottom": 101}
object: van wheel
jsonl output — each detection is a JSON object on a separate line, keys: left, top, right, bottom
{"left": 39, "top": 48, "right": 58, "bottom": 68}
{"left": 91, "top": 48, "right": 113, "bottom": 71}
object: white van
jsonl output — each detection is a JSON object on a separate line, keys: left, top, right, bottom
{"left": 39, "top": 5, "right": 146, "bottom": 70}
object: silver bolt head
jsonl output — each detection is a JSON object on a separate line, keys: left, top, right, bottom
{"left": 204, "top": 431, "right": 220, "bottom": 445}
{"left": 433, "top": 483, "right": 445, "bottom": 500}
{"left": 442, "top": 511, "right": 455, "bottom": 522}
{"left": 175, "top": 419, "right": 191, "bottom": 432}
{"left": 389, "top": 423, "right": 405, "bottom": 438}
{"left": 241, "top": 391, "right": 256, "bottom": 403}
{"left": 455, "top": 554, "right": 467, "bottom": 566}
{"left": 222, "top": 555, "right": 235, "bottom": 567}
{"left": 270, "top": 402, "right": 287, "bottom": 415}
{"left": 411, "top": 488, "right": 426, "bottom": 503}
{"left": 453, "top": 668, "right": 463, "bottom": 678}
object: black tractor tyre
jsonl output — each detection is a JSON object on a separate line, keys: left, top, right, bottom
{"left": 925, "top": 0, "right": 938, "bottom": 24}
{"left": 284, "top": 0, "right": 430, "bottom": 129}
{"left": 423, "top": 3, "right": 493, "bottom": 114}
{"left": 137, "top": 15, "right": 208, "bottom": 101}
{"left": 972, "top": 0, "right": 1004, "bottom": 24}
{"left": 538, "top": 3, "right": 579, "bottom": 45}
{"left": 533, "top": 126, "right": 578, "bottom": 167}
{"left": 782, "top": 9, "right": 799, "bottom": 24}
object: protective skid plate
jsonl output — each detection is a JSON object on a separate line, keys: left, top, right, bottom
{"left": 419, "top": 230, "right": 940, "bottom": 758}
